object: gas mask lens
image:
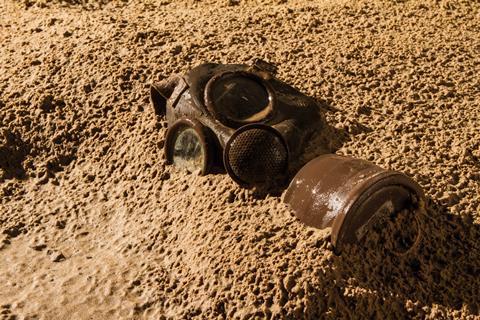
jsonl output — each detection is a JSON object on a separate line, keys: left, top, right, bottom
{"left": 206, "top": 72, "right": 274, "bottom": 128}
{"left": 173, "top": 128, "right": 204, "bottom": 172}
{"left": 212, "top": 75, "right": 268, "bottom": 119}
{"left": 165, "top": 119, "right": 212, "bottom": 175}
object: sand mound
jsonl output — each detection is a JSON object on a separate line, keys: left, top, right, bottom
{"left": 1, "top": 0, "right": 479, "bottom": 318}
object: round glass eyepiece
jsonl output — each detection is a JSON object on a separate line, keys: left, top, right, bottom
{"left": 211, "top": 75, "right": 269, "bottom": 122}
{"left": 165, "top": 119, "right": 212, "bottom": 175}
{"left": 205, "top": 72, "right": 275, "bottom": 127}
{"left": 172, "top": 127, "right": 205, "bottom": 173}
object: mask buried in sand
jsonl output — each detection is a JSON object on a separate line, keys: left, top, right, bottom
{"left": 151, "top": 59, "right": 323, "bottom": 187}
{"left": 150, "top": 59, "right": 425, "bottom": 252}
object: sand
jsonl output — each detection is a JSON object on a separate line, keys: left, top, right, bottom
{"left": 1, "top": 0, "right": 479, "bottom": 318}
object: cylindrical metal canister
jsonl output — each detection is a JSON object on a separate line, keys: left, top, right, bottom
{"left": 283, "top": 154, "right": 424, "bottom": 252}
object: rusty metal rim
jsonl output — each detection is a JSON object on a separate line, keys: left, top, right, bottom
{"left": 164, "top": 117, "right": 215, "bottom": 175}
{"left": 331, "top": 170, "right": 424, "bottom": 252}
{"left": 204, "top": 70, "right": 276, "bottom": 128}
{"left": 223, "top": 123, "right": 289, "bottom": 187}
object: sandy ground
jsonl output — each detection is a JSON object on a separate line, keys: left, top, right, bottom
{"left": 1, "top": 0, "right": 479, "bottom": 318}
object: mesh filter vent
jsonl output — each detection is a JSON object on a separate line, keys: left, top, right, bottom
{"left": 225, "top": 127, "right": 288, "bottom": 185}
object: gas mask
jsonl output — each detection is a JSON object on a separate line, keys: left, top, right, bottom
{"left": 151, "top": 60, "right": 425, "bottom": 253}
{"left": 151, "top": 59, "right": 325, "bottom": 188}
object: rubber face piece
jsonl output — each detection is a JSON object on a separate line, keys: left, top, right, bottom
{"left": 205, "top": 71, "right": 275, "bottom": 128}
{"left": 151, "top": 76, "right": 181, "bottom": 116}
{"left": 164, "top": 118, "right": 213, "bottom": 175}
{"left": 224, "top": 124, "right": 288, "bottom": 187}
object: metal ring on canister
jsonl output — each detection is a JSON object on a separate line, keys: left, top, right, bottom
{"left": 164, "top": 118, "right": 215, "bottom": 175}
{"left": 224, "top": 124, "right": 288, "bottom": 187}
{"left": 283, "top": 154, "right": 425, "bottom": 253}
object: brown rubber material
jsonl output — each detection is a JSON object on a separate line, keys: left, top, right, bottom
{"left": 156, "top": 61, "right": 325, "bottom": 187}
{"left": 150, "top": 75, "right": 181, "bottom": 116}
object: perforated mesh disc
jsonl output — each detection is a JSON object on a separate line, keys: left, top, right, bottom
{"left": 225, "top": 126, "right": 288, "bottom": 185}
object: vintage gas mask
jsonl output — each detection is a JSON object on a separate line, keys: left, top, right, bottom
{"left": 151, "top": 60, "right": 425, "bottom": 253}
{"left": 151, "top": 59, "right": 325, "bottom": 187}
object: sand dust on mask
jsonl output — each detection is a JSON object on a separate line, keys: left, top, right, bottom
{"left": 360, "top": 203, "right": 424, "bottom": 256}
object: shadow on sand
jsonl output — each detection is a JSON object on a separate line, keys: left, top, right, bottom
{"left": 319, "top": 197, "right": 480, "bottom": 318}
{"left": 0, "top": 130, "right": 30, "bottom": 181}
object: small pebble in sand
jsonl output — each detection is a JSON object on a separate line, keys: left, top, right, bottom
{"left": 47, "top": 250, "right": 66, "bottom": 262}
{"left": 283, "top": 275, "right": 296, "bottom": 292}
{"left": 29, "top": 237, "right": 47, "bottom": 251}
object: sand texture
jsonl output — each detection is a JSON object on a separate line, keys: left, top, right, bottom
{"left": 1, "top": 0, "right": 480, "bottom": 318}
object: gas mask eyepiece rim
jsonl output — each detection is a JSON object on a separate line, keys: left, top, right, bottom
{"left": 164, "top": 118, "right": 215, "bottom": 175}
{"left": 223, "top": 123, "right": 289, "bottom": 187}
{"left": 204, "top": 71, "right": 277, "bottom": 128}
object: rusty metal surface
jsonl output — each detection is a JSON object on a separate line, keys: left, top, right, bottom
{"left": 284, "top": 154, "right": 425, "bottom": 252}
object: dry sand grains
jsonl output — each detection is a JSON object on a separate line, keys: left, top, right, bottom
{"left": 1, "top": 0, "right": 479, "bottom": 318}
